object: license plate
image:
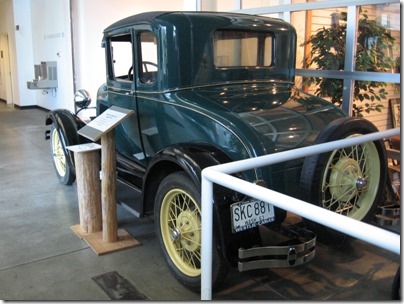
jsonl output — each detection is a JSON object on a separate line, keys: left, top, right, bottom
{"left": 231, "top": 199, "right": 275, "bottom": 233}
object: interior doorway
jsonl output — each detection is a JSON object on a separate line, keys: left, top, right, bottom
{"left": 0, "top": 34, "right": 13, "bottom": 105}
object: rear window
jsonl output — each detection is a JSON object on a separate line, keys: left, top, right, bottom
{"left": 213, "top": 30, "right": 274, "bottom": 68}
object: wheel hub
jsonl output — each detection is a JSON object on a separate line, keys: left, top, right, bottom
{"left": 172, "top": 210, "right": 201, "bottom": 252}
{"left": 329, "top": 157, "right": 364, "bottom": 202}
{"left": 171, "top": 228, "right": 181, "bottom": 241}
{"left": 356, "top": 177, "right": 368, "bottom": 191}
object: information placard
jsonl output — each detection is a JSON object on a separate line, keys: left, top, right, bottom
{"left": 78, "top": 106, "right": 134, "bottom": 141}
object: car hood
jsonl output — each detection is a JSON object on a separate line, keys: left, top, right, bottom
{"left": 188, "top": 82, "right": 346, "bottom": 152}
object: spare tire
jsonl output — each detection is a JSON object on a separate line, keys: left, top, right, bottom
{"left": 299, "top": 117, "right": 387, "bottom": 245}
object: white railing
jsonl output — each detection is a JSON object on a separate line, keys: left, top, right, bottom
{"left": 200, "top": 128, "right": 400, "bottom": 300}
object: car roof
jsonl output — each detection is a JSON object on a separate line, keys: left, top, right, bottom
{"left": 103, "top": 11, "right": 279, "bottom": 33}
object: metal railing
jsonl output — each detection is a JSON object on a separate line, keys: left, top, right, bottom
{"left": 200, "top": 128, "right": 400, "bottom": 300}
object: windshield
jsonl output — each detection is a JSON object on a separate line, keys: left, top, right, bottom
{"left": 213, "top": 30, "right": 274, "bottom": 68}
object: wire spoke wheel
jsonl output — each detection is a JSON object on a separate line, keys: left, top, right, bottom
{"left": 51, "top": 127, "right": 67, "bottom": 178}
{"left": 321, "top": 135, "right": 380, "bottom": 220}
{"left": 299, "top": 118, "right": 387, "bottom": 245}
{"left": 161, "top": 188, "right": 201, "bottom": 277}
{"left": 154, "top": 172, "right": 229, "bottom": 290}
{"left": 49, "top": 123, "right": 75, "bottom": 185}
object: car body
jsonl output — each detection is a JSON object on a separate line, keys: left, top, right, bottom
{"left": 45, "top": 11, "right": 386, "bottom": 290}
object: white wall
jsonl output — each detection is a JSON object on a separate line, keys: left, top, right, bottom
{"left": 30, "top": 0, "right": 75, "bottom": 111}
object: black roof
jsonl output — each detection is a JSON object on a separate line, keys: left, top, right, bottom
{"left": 104, "top": 11, "right": 263, "bottom": 33}
{"left": 104, "top": 11, "right": 170, "bottom": 32}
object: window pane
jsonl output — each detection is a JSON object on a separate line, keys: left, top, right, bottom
{"left": 214, "top": 30, "right": 273, "bottom": 67}
{"left": 356, "top": 4, "right": 400, "bottom": 73}
{"left": 139, "top": 31, "right": 158, "bottom": 83}
{"left": 292, "top": 8, "right": 347, "bottom": 70}
{"left": 110, "top": 35, "right": 132, "bottom": 81}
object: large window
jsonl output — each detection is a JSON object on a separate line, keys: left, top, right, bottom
{"left": 213, "top": 30, "right": 273, "bottom": 67}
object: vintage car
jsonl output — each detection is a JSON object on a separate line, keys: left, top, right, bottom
{"left": 45, "top": 11, "right": 387, "bottom": 290}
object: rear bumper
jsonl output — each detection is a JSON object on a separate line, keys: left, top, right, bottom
{"left": 238, "top": 224, "right": 316, "bottom": 272}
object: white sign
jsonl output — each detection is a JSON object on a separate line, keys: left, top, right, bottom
{"left": 78, "top": 106, "right": 133, "bottom": 142}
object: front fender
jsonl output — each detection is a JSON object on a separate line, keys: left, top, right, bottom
{"left": 45, "top": 109, "right": 86, "bottom": 173}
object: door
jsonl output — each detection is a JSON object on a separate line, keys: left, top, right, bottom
{"left": 0, "top": 34, "right": 12, "bottom": 104}
{"left": 103, "top": 29, "right": 145, "bottom": 165}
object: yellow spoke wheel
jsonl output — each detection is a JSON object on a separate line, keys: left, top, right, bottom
{"left": 160, "top": 188, "right": 201, "bottom": 277}
{"left": 300, "top": 118, "right": 387, "bottom": 245}
{"left": 154, "top": 172, "right": 229, "bottom": 291}
{"left": 49, "top": 124, "right": 75, "bottom": 185}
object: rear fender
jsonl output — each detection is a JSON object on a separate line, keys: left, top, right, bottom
{"left": 143, "top": 143, "right": 237, "bottom": 257}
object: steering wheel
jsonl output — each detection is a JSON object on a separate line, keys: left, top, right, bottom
{"left": 142, "top": 61, "right": 158, "bottom": 73}
{"left": 127, "top": 62, "right": 158, "bottom": 81}
{"left": 128, "top": 66, "right": 134, "bottom": 80}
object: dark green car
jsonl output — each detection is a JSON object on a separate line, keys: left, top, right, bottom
{"left": 45, "top": 11, "right": 387, "bottom": 290}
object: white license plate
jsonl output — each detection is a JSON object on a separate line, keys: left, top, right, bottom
{"left": 231, "top": 199, "right": 275, "bottom": 233}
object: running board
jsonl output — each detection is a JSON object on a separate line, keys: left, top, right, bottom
{"left": 238, "top": 224, "right": 316, "bottom": 272}
{"left": 116, "top": 178, "right": 143, "bottom": 218}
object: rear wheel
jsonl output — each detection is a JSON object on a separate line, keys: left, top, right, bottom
{"left": 154, "top": 172, "right": 229, "bottom": 291}
{"left": 50, "top": 123, "right": 75, "bottom": 185}
{"left": 300, "top": 118, "right": 387, "bottom": 245}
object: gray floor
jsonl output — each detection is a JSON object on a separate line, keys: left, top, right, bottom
{"left": 0, "top": 102, "right": 400, "bottom": 301}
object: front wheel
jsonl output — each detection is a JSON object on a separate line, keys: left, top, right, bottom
{"left": 50, "top": 123, "right": 76, "bottom": 185}
{"left": 299, "top": 118, "right": 387, "bottom": 245}
{"left": 154, "top": 172, "right": 229, "bottom": 291}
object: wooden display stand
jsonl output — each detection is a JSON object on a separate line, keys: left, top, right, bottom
{"left": 68, "top": 106, "right": 140, "bottom": 255}
{"left": 67, "top": 143, "right": 102, "bottom": 235}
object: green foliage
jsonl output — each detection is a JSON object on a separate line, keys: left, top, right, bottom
{"left": 301, "top": 10, "right": 396, "bottom": 116}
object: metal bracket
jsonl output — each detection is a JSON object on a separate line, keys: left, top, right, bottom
{"left": 238, "top": 224, "right": 316, "bottom": 271}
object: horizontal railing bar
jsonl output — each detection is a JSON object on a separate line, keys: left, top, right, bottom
{"left": 211, "top": 128, "right": 399, "bottom": 174}
{"left": 203, "top": 168, "right": 400, "bottom": 254}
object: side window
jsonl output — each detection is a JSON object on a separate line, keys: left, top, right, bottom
{"left": 109, "top": 34, "right": 133, "bottom": 81}
{"left": 138, "top": 31, "right": 158, "bottom": 83}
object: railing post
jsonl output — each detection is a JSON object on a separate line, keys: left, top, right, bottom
{"left": 201, "top": 172, "right": 214, "bottom": 300}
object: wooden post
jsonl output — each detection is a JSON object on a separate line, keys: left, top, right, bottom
{"left": 71, "top": 146, "right": 102, "bottom": 234}
{"left": 101, "top": 130, "right": 118, "bottom": 243}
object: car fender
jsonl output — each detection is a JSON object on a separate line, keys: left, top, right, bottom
{"left": 45, "top": 109, "right": 85, "bottom": 173}
{"left": 143, "top": 142, "right": 236, "bottom": 257}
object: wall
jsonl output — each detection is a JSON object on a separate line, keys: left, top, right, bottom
{"left": 30, "top": 0, "right": 74, "bottom": 111}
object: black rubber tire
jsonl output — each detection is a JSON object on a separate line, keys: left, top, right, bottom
{"left": 49, "top": 123, "right": 76, "bottom": 185}
{"left": 299, "top": 117, "right": 387, "bottom": 245}
{"left": 154, "top": 171, "right": 229, "bottom": 291}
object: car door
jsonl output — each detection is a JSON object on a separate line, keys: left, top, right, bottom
{"left": 103, "top": 28, "right": 146, "bottom": 166}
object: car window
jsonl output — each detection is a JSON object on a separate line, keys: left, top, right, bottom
{"left": 138, "top": 31, "right": 158, "bottom": 84}
{"left": 213, "top": 30, "right": 273, "bottom": 68}
{"left": 109, "top": 34, "right": 133, "bottom": 81}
